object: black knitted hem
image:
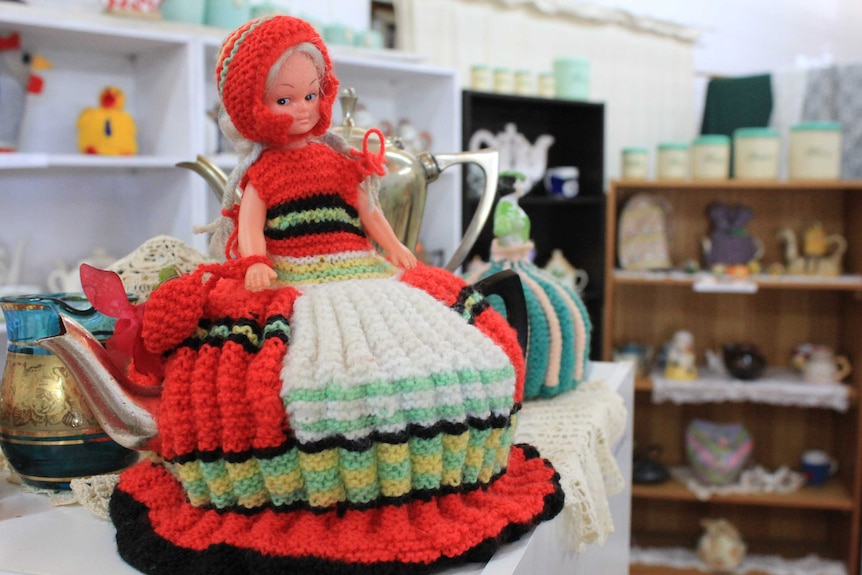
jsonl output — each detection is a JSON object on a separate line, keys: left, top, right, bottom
{"left": 108, "top": 445, "right": 564, "bottom": 575}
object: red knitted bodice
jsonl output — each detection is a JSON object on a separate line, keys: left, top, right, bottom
{"left": 244, "top": 143, "right": 374, "bottom": 259}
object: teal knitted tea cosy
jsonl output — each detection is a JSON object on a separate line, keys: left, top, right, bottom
{"left": 464, "top": 175, "right": 591, "bottom": 399}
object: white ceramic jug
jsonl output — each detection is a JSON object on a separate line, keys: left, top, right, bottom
{"left": 803, "top": 346, "right": 852, "bottom": 384}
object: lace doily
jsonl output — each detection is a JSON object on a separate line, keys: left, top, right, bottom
{"left": 2, "top": 453, "right": 121, "bottom": 521}
{"left": 670, "top": 465, "right": 806, "bottom": 501}
{"left": 652, "top": 368, "right": 850, "bottom": 411}
{"left": 515, "top": 378, "right": 628, "bottom": 552}
{"left": 630, "top": 546, "right": 847, "bottom": 575}
{"left": 108, "top": 235, "right": 213, "bottom": 301}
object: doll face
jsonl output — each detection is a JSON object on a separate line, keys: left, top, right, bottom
{"left": 264, "top": 52, "right": 321, "bottom": 136}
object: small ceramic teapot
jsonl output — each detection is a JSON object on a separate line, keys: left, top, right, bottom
{"left": 800, "top": 345, "right": 852, "bottom": 384}
{"left": 47, "top": 248, "right": 116, "bottom": 293}
{"left": 467, "top": 122, "right": 555, "bottom": 192}
{"left": 721, "top": 343, "right": 766, "bottom": 381}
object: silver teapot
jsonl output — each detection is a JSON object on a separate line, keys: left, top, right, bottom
{"left": 181, "top": 88, "right": 499, "bottom": 271}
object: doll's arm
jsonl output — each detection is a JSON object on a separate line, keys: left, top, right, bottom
{"left": 356, "top": 184, "right": 417, "bottom": 269}
{"left": 238, "top": 184, "right": 277, "bottom": 290}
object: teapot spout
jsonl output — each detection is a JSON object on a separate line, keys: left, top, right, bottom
{"left": 37, "top": 315, "right": 159, "bottom": 451}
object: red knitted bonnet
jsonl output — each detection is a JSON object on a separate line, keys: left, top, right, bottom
{"left": 215, "top": 16, "right": 338, "bottom": 148}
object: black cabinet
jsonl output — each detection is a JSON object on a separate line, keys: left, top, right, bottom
{"left": 461, "top": 90, "right": 605, "bottom": 358}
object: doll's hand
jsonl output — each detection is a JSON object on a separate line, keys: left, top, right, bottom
{"left": 387, "top": 243, "right": 418, "bottom": 270}
{"left": 245, "top": 262, "right": 277, "bottom": 291}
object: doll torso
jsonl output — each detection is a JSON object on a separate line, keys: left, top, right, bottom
{"left": 245, "top": 142, "right": 394, "bottom": 284}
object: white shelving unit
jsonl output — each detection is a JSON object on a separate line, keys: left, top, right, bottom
{"left": 0, "top": 3, "right": 461, "bottom": 289}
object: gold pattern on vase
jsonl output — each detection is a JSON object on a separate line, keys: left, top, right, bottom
{"left": 0, "top": 352, "right": 100, "bottom": 438}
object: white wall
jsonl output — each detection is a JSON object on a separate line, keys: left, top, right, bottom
{"left": 595, "top": 0, "right": 862, "bottom": 76}
{"left": 592, "top": 0, "right": 862, "bottom": 135}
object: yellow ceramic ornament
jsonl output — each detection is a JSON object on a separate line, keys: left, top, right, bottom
{"left": 77, "top": 86, "right": 138, "bottom": 155}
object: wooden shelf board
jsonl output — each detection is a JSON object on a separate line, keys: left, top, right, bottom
{"left": 631, "top": 373, "right": 857, "bottom": 404}
{"left": 613, "top": 270, "right": 862, "bottom": 292}
{"left": 611, "top": 179, "right": 862, "bottom": 191}
{"left": 634, "top": 374, "right": 652, "bottom": 392}
{"left": 631, "top": 564, "right": 773, "bottom": 575}
{"left": 0, "top": 153, "right": 189, "bottom": 170}
{"left": 632, "top": 476, "right": 854, "bottom": 511}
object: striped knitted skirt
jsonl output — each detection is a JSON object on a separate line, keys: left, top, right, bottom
{"left": 109, "top": 261, "right": 563, "bottom": 575}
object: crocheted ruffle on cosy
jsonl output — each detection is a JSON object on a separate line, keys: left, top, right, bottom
{"left": 110, "top": 444, "right": 563, "bottom": 575}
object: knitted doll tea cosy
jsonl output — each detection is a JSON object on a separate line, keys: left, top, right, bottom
{"left": 92, "top": 15, "right": 563, "bottom": 575}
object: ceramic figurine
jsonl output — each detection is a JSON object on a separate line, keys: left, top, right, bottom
{"left": 77, "top": 86, "right": 138, "bottom": 155}
{"left": 493, "top": 172, "right": 531, "bottom": 246}
{"left": 777, "top": 222, "right": 847, "bottom": 276}
{"left": 664, "top": 330, "right": 698, "bottom": 381}
{"left": 102, "top": 0, "right": 162, "bottom": 17}
{"left": 0, "top": 32, "right": 51, "bottom": 151}
{"left": 702, "top": 202, "right": 763, "bottom": 270}
{"left": 697, "top": 518, "right": 747, "bottom": 572}
{"left": 41, "top": 16, "right": 562, "bottom": 575}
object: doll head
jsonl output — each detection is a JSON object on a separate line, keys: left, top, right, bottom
{"left": 216, "top": 16, "right": 338, "bottom": 148}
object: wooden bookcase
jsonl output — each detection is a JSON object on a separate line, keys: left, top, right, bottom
{"left": 460, "top": 90, "right": 605, "bottom": 357}
{"left": 0, "top": 3, "right": 462, "bottom": 288}
{"left": 602, "top": 180, "right": 862, "bottom": 575}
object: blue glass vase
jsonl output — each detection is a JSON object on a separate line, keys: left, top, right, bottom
{"left": 0, "top": 293, "right": 138, "bottom": 490}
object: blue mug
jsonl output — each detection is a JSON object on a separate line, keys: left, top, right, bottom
{"left": 543, "top": 166, "right": 579, "bottom": 198}
{"left": 801, "top": 449, "right": 837, "bottom": 486}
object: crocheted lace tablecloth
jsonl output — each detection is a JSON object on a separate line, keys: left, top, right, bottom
{"left": 652, "top": 368, "right": 850, "bottom": 411}
{"left": 630, "top": 546, "right": 847, "bottom": 575}
{"left": 515, "top": 378, "right": 628, "bottom": 552}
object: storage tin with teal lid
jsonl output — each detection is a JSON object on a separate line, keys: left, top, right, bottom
{"left": 621, "top": 146, "right": 648, "bottom": 179}
{"left": 692, "top": 134, "right": 730, "bottom": 180}
{"left": 790, "top": 122, "right": 842, "bottom": 180}
{"left": 657, "top": 142, "right": 689, "bottom": 180}
{"left": 733, "top": 127, "right": 779, "bottom": 180}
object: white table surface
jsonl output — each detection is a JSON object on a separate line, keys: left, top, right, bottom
{"left": 0, "top": 361, "right": 633, "bottom": 575}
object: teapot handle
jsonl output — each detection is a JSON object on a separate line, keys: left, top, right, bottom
{"left": 471, "top": 269, "right": 528, "bottom": 356}
{"left": 425, "top": 149, "right": 499, "bottom": 271}
{"left": 835, "top": 355, "right": 852, "bottom": 381}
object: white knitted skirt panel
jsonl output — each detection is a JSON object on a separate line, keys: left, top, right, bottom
{"left": 280, "top": 277, "right": 517, "bottom": 444}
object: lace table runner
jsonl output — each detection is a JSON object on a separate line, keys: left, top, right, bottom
{"left": 670, "top": 465, "right": 806, "bottom": 501}
{"left": 630, "top": 546, "right": 847, "bottom": 575}
{"left": 652, "top": 368, "right": 850, "bottom": 411}
{"left": 515, "top": 378, "right": 628, "bottom": 552}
